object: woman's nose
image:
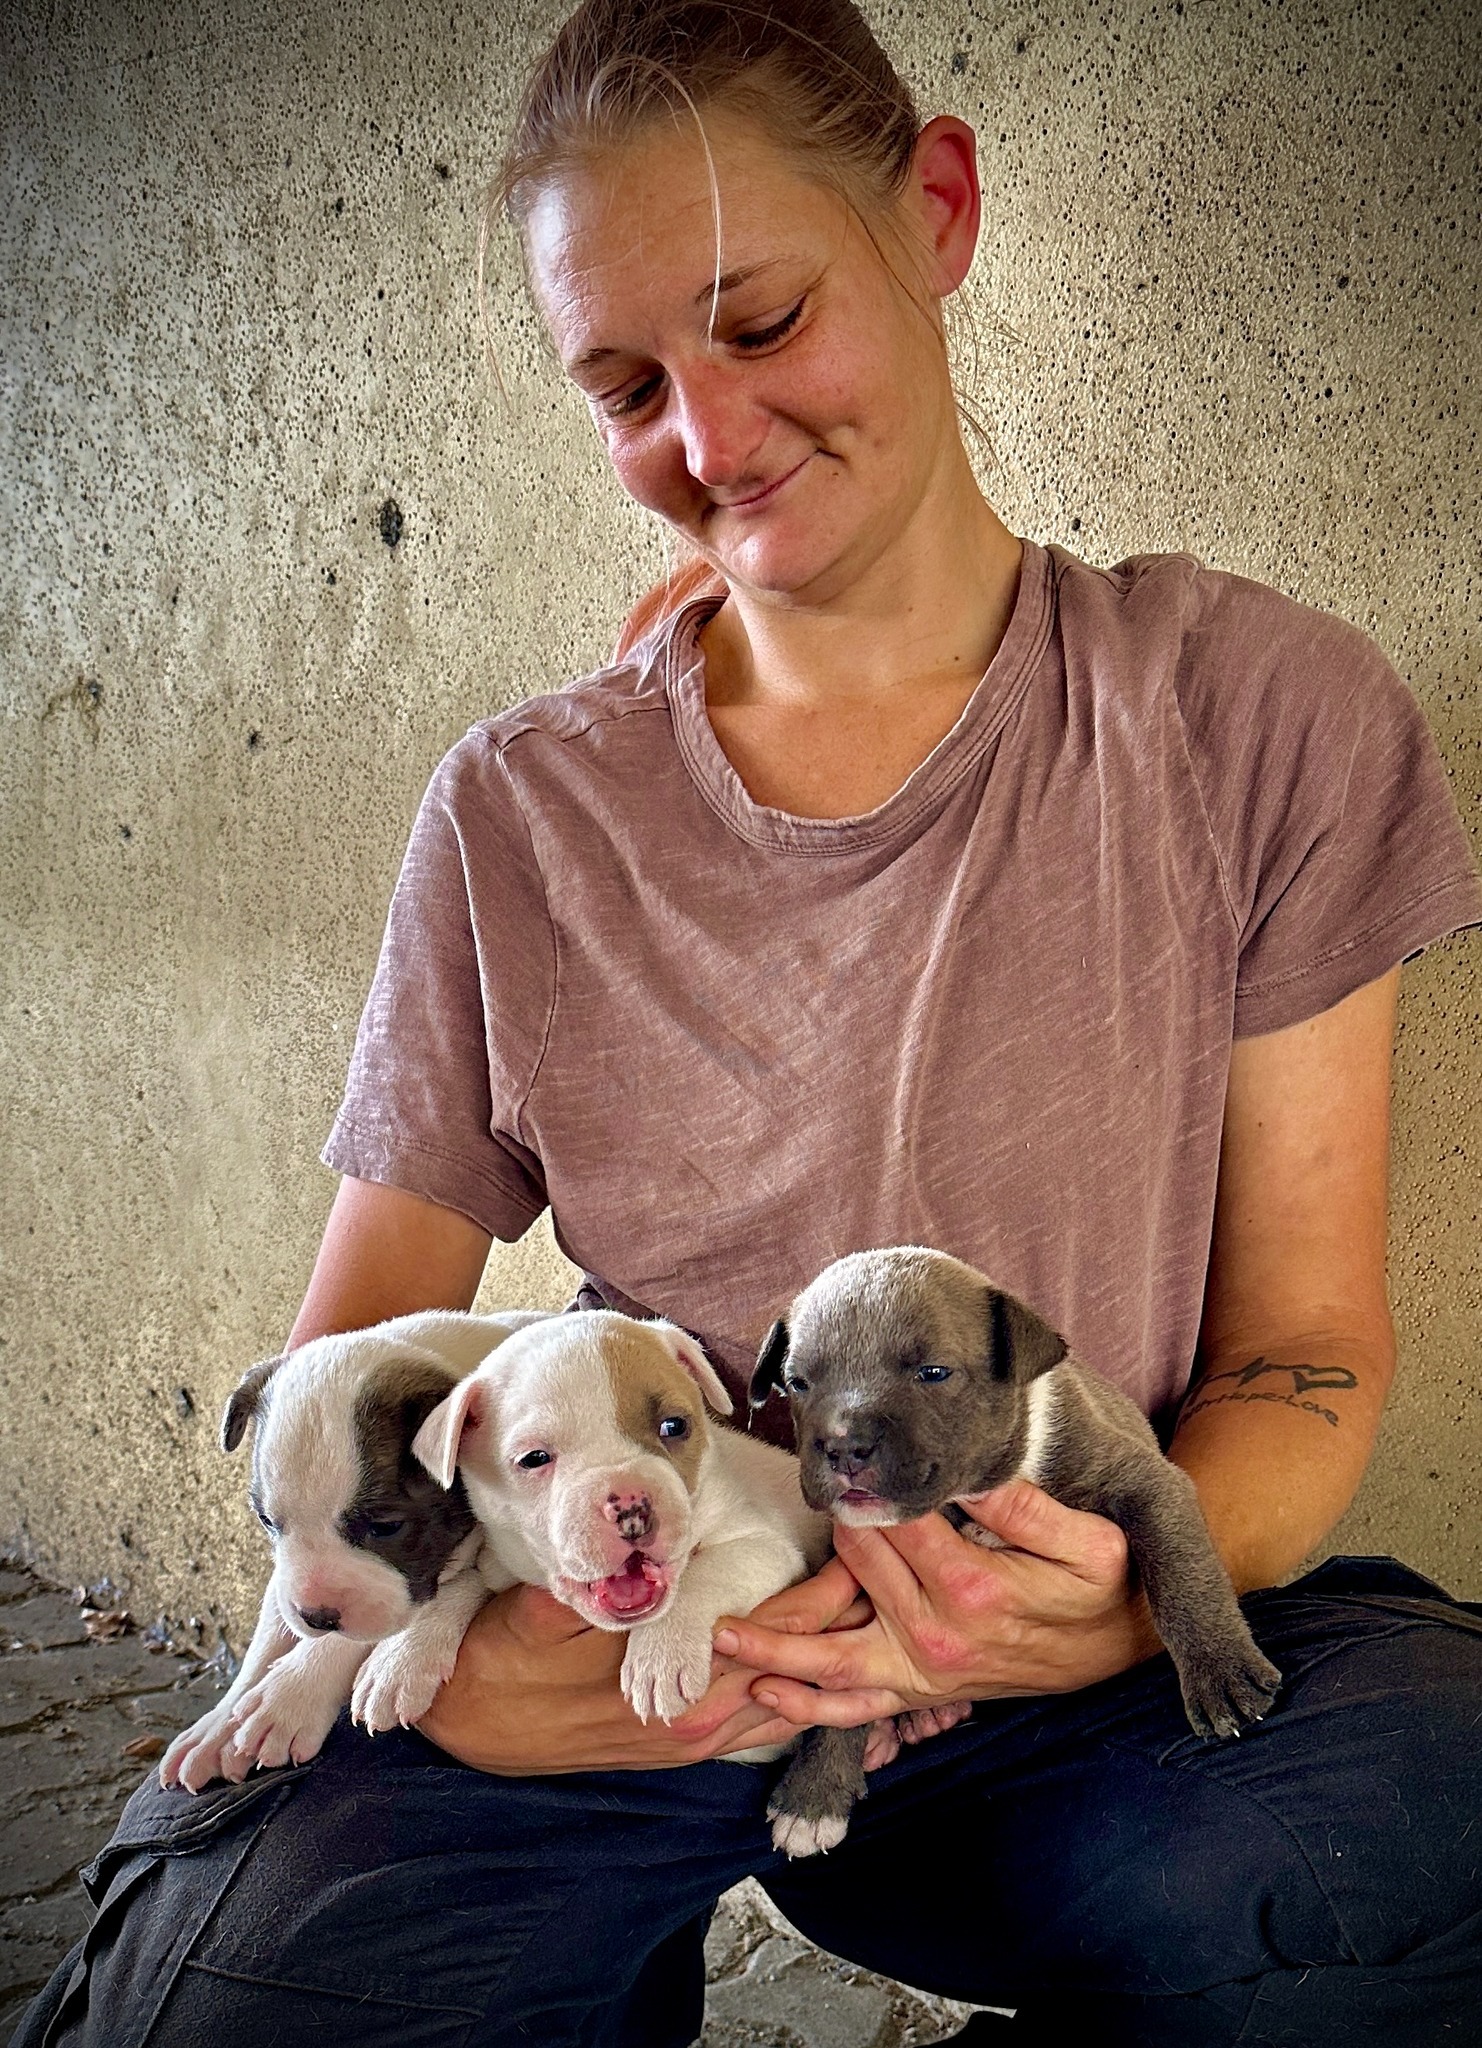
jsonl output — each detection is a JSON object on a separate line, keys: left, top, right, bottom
{"left": 669, "top": 360, "right": 768, "bottom": 489}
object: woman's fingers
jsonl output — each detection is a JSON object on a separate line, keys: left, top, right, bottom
{"left": 750, "top": 1674, "right": 909, "bottom": 1727}
{"left": 954, "top": 1480, "right": 1129, "bottom": 1585}
{"left": 736, "top": 1555, "right": 862, "bottom": 1636}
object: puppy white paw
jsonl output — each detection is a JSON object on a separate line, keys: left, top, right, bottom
{"left": 621, "top": 1619, "right": 713, "bottom": 1724}
{"left": 160, "top": 1706, "right": 240, "bottom": 1793}
{"left": 351, "top": 1636, "right": 449, "bottom": 1733}
{"left": 225, "top": 1659, "right": 349, "bottom": 1773}
{"left": 770, "top": 1810, "right": 849, "bottom": 1858}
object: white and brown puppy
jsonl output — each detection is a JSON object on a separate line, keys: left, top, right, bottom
{"left": 750, "top": 1247, "right": 1283, "bottom": 1855}
{"left": 161, "top": 1309, "right": 549, "bottom": 1793}
{"left": 412, "top": 1310, "right": 831, "bottom": 1738}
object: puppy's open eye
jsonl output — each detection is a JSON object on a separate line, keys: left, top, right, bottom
{"left": 783, "top": 1375, "right": 810, "bottom": 1396}
{"left": 366, "top": 1518, "right": 405, "bottom": 1540}
{"left": 253, "top": 1503, "right": 278, "bottom": 1535}
{"left": 915, "top": 1364, "right": 953, "bottom": 1385}
{"left": 657, "top": 1415, "right": 689, "bottom": 1441}
{"left": 516, "top": 1449, "right": 553, "bottom": 1471}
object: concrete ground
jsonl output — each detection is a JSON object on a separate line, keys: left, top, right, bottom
{"left": 0, "top": 1560, "right": 983, "bottom": 2045}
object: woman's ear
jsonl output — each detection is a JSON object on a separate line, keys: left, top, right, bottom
{"left": 904, "top": 115, "right": 982, "bottom": 299}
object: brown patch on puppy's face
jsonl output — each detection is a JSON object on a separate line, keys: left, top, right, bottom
{"left": 346, "top": 1359, "right": 479, "bottom": 1603}
{"left": 604, "top": 1323, "right": 710, "bottom": 1493}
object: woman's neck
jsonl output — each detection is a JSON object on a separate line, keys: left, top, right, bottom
{"left": 695, "top": 481, "right": 1025, "bottom": 820}
{"left": 700, "top": 482, "right": 1022, "bottom": 713}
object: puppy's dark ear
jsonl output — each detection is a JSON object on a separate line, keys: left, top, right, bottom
{"left": 749, "top": 1319, "right": 791, "bottom": 1408}
{"left": 221, "top": 1354, "right": 287, "bottom": 1453}
{"left": 986, "top": 1290, "right": 1067, "bottom": 1384}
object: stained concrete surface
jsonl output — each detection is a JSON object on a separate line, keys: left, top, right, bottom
{"left": 4, "top": 0, "right": 1480, "bottom": 1640}
{"left": 0, "top": 1562, "right": 979, "bottom": 2046}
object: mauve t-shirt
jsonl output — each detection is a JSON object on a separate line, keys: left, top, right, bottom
{"left": 324, "top": 541, "right": 1481, "bottom": 1434}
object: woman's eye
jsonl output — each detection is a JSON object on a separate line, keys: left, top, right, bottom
{"left": 516, "top": 1449, "right": 554, "bottom": 1470}
{"left": 657, "top": 1415, "right": 690, "bottom": 1441}
{"left": 366, "top": 1518, "right": 406, "bottom": 1540}
{"left": 733, "top": 298, "right": 805, "bottom": 350}
{"left": 603, "top": 373, "right": 663, "bottom": 419}
{"left": 783, "top": 1375, "right": 809, "bottom": 1397}
{"left": 916, "top": 1365, "right": 952, "bottom": 1385}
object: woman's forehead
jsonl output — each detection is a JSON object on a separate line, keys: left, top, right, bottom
{"left": 524, "top": 116, "right": 846, "bottom": 362}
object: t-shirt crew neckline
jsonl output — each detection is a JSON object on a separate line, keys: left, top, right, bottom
{"left": 661, "top": 536, "right": 1055, "bottom": 855}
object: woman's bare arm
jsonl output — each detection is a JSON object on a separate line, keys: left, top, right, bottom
{"left": 1169, "top": 966, "right": 1398, "bottom": 1590}
{"left": 286, "top": 1177, "right": 494, "bottom": 1349}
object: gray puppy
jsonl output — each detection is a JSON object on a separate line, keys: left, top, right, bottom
{"left": 749, "top": 1246, "right": 1281, "bottom": 1856}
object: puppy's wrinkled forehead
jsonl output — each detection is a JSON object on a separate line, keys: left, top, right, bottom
{"left": 256, "top": 1340, "right": 453, "bottom": 1519}
{"left": 795, "top": 1251, "right": 987, "bottom": 1373}
{"left": 600, "top": 1323, "right": 708, "bottom": 1487}
{"left": 352, "top": 1356, "right": 460, "bottom": 1498}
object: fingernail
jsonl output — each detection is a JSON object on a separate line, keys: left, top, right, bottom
{"left": 713, "top": 1628, "right": 739, "bottom": 1655}
{"left": 755, "top": 1690, "right": 779, "bottom": 1708}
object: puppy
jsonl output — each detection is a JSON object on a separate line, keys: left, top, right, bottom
{"left": 750, "top": 1247, "right": 1283, "bottom": 1855}
{"left": 412, "top": 1310, "right": 831, "bottom": 1747}
{"left": 161, "top": 1309, "right": 548, "bottom": 1792}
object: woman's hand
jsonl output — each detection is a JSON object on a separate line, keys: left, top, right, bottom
{"left": 713, "top": 1480, "right": 1164, "bottom": 1727}
{"left": 416, "top": 1581, "right": 798, "bottom": 1773}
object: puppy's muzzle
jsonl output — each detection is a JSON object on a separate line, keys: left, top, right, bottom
{"left": 604, "top": 1490, "right": 655, "bottom": 1545}
{"left": 297, "top": 1603, "right": 342, "bottom": 1634}
{"left": 816, "top": 1426, "right": 883, "bottom": 1483}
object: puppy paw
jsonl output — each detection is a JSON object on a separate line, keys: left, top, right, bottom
{"left": 351, "top": 1636, "right": 448, "bottom": 1733}
{"left": 225, "top": 1659, "right": 350, "bottom": 1773}
{"left": 861, "top": 1717, "right": 902, "bottom": 1771}
{"left": 896, "top": 1699, "right": 974, "bottom": 1745}
{"left": 160, "top": 1706, "right": 239, "bottom": 1793}
{"left": 769, "top": 1809, "right": 850, "bottom": 1858}
{"left": 621, "top": 1619, "right": 713, "bottom": 1724}
{"left": 1178, "top": 1640, "right": 1282, "bottom": 1741}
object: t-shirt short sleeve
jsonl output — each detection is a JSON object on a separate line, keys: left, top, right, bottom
{"left": 1175, "top": 571, "right": 1482, "bottom": 1036}
{"left": 322, "top": 728, "right": 555, "bottom": 1240}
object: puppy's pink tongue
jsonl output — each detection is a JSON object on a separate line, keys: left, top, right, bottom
{"left": 592, "top": 1552, "right": 665, "bottom": 1618}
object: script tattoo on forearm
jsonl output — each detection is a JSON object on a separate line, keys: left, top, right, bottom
{"left": 1179, "top": 1357, "right": 1360, "bottom": 1429}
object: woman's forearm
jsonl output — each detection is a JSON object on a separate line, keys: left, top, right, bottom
{"left": 1168, "top": 1324, "right": 1396, "bottom": 1594}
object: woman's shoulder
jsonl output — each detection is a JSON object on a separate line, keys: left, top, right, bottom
{"left": 424, "top": 643, "right": 675, "bottom": 814}
{"left": 1049, "top": 542, "right": 1381, "bottom": 674}
{"left": 1047, "top": 543, "right": 1394, "bottom": 712}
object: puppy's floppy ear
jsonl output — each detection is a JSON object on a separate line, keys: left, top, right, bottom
{"left": 649, "top": 1321, "right": 733, "bottom": 1416}
{"left": 412, "top": 1375, "right": 490, "bottom": 1490}
{"left": 985, "top": 1289, "right": 1067, "bottom": 1384}
{"left": 221, "top": 1354, "right": 286, "bottom": 1453}
{"left": 749, "top": 1319, "right": 791, "bottom": 1409}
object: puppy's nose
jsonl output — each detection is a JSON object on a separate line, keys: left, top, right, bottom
{"left": 604, "top": 1491, "right": 654, "bottom": 1542}
{"left": 817, "top": 1428, "right": 881, "bottom": 1481}
{"left": 297, "top": 1604, "right": 342, "bottom": 1634}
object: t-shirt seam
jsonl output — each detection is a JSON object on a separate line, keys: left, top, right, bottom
{"left": 328, "top": 1114, "right": 542, "bottom": 1218}
{"left": 1235, "top": 872, "right": 1481, "bottom": 995}
{"left": 1163, "top": 663, "right": 1242, "bottom": 941}
{"left": 467, "top": 677, "right": 672, "bottom": 758}
{"left": 490, "top": 752, "right": 561, "bottom": 1135}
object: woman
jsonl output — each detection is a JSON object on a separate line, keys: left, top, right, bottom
{"left": 19, "top": 3, "right": 1482, "bottom": 2043}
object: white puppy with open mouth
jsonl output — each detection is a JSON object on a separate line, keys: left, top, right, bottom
{"left": 412, "top": 1310, "right": 830, "bottom": 1739}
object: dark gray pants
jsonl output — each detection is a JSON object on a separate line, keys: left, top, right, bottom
{"left": 13, "top": 1556, "right": 1482, "bottom": 2048}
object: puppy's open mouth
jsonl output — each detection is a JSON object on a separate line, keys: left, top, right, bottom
{"left": 586, "top": 1551, "right": 671, "bottom": 1622}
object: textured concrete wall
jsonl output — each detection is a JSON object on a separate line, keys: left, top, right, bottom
{"left": 2, "top": 0, "right": 1478, "bottom": 1641}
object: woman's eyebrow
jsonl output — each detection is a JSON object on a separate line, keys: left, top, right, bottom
{"left": 692, "top": 257, "right": 787, "bottom": 306}
{"left": 566, "top": 258, "right": 793, "bottom": 376}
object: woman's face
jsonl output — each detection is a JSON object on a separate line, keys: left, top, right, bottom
{"left": 525, "top": 109, "right": 965, "bottom": 605}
